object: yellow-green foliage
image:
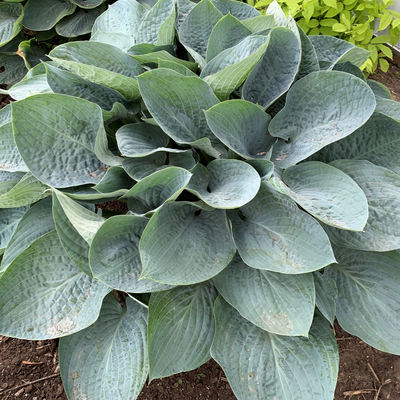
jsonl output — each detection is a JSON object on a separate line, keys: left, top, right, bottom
{"left": 252, "top": 0, "right": 400, "bottom": 73}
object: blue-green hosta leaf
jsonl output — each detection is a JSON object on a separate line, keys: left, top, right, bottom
{"left": 0, "top": 172, "right": 49, "bottom": 208}
{"left": 0, "top": 120, "right": 27, "bottom": 172}
{"left": 333, "top": 61, "right": 366, "bottom": 81}
{"left": 49, "top": 42, "right": 143, "bottom": 100}
{"left": 326, "top": 247, "right": 400, "bottom": 355}
{"left": 90, "top": 215, "right": 171, "bottom": 292}
{"left": 367, "top": 79, "right": 391, "bottom": 99}
{"left": 313, "top": 271, "right": 337, "bottom": 325}
{"left": 0, "top": 73, "right": 52, "bottom": 101}
{"left": 148, "top": 282, "right": 218, "bottom": 380}
{"left": 0, "top": 205, "right": 28, "bottom": 256}
{"left": 122, "top": 167, "right": 192, "bottom": 214}
{"left": 69, "top": 0, "right": 106, "bottom": 8}
{"left": 269, "top": 71, "right": 376, "bottom": 168}
{"left": 90, "top": 30, "right": 135, "bottom": 51}
{"left": 211, "top": 297, "right": 339, "bottom": 400}
{"left": 309, "top": 35, "right": 371, "bottom": 69}
{"left": 93, "top": 166, "right": 133, "bottom": 193}
{"left": 246, "top": 159, "right": 274, "bottom": 181}
{"left": 22, "top": 0, "right": 76, "bottom": 30}
{"left": 205, "top": 100, "right": 275, "bottom": 159}
{"left": 1, "top": 197, "right": 54, "bottom": 273}
{"left": 53, "top": 189, "right": 105, "bottom": 246}
{"left": 123, "top": 151, "right": 196, "bottom": 181}
{"left": 0, "top": 2, "right": 23, "bottom": 46}
{"left": 44, "top": 63, "right": 138, "bottom": 117}
{"left": 52, "top": 191, "right": 95, "bottom": 276}
{"left": 325, "top": 160, "right": 400, "bottom": 252}
{"left": 375, "top": 97, "right": 400, "bottom": 122}
{"left": 186, "top": 160, "right": 260, "bottom": 209}
{"left": 91, "top": 0, "right": 148, "bottom": 44}
{"left": 213, "top": 254, "right": 315, "bottom": 336}
{"left": 12, "top": 94, "right": 110, "bottom": 188}
{"left": 60, "top": 293, "right": 148, "bottom": 400}
{"left": 128, "top": 49, "right": 198, "bottom": 72}
{"left": 297, "top": 26, "right": 319, "bottom": 80}
{"left": 61, "top": 187, "right": 127, "bottom": 203}
{"left": 206, "top": 14, "right": 251, "bottom": 62}
{"left": 243, "top": 27, "right": 300, "bottom": 110}
{"left": 266, "top": 0, "right": 287, "bottom": 26}
{"left": 176, "top": 0, "right": 195, "bottom": 30}
{"left": 137, "top": 69, "right": 225, "bottom": 158}
{"left": 0, "top": 230, "right": 110, "bottom": 339}
{"left": 201, "top": 35, "right": 269, "bottom": 100}
{"left": 56, "top": 5, "right": 105, "bottom": 37}
{"left": 136, "top": 0, "right": 175, "bottom": 45}
{"left": 242, "top": 15, "right": 275, "bottom": 33}
{"left": 0, "top": 171, "right": 24, "bottom": 195}
{"left": 178, "top": 0, "right": 223, "bottom": 67}
{"left": 269, "top": 161, "right": 368, "bottom": 231}
{"left": 140, "top": 202, "right": 236, "bottom": 285}
{"left": 230, "top": 181, "right": 335, "bottom": 274}
{"left": 212, "top": 0, "right": 260, "bottom": 19}
{"left": 157, "top": 58, "right": 197, "bottom": 76}
{"left": 116, "top": 123, "right": 186, "bottom": 157}
{"left": 310, "top": 113, "right": 400, "bottom": 175}
{"left": 0, "top": 104, "right": 11, "bottom": 127}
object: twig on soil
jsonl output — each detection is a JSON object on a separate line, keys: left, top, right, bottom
{"left": 336, "top": 337, "right": 353, "bottom": 341}
{"left": 368, "top": 363, "right": 381, "bottom": 385}
{"left": 0, "top": 373, "right": 60, "bottom": 394}
{"left": 367, "top": 362, "right": 391, "bottom": 400}
{"left": 344, "top": 389, "right": 377, "bottom": 396}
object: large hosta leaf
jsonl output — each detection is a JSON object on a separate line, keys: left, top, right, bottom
{"left": 186, "top": 160, "right": 260, "bottom": 209}
{"left": 90, "top": 215, "right": 171, "bottom": 293}
{"left": 45, "top": 63, "right": 137, "bottom": 115}
{"left": 201, "top": 35, "right": 269, "bottom": 100}
{"left": 213, "top": 255, "right": 315, "bottom": 335}
{"left": 49, "top": 42, "right": 143, "bottom": 100}
{"left": 0, "top": 172, "right": 49, "bottom": 208}
{"left": 205, "top": 100, "right": 275, "bottom": 159}
{"left": 91, "top": 0, "right": 148, "bottom": 43}
{"left": 148, "top": 282, "right": 218, "bottom": 380}
{"left": 269, "top": 161, "right": 368, "bottom": 231}
{"left": 229, "top": 181, "right": 335, "bottom": 273}
{"left": 297, "top": 26, "right": 319, "bottom": 79}
{"left": 116, "top": 122, "right": 186, "bottom": 157}
{"left": 69, "top": 0, "right": 106, "bottom": 8}
{"left": 1, "top": 197, "right": 54, "bottom": 273}
{"left": 243, "top": 27, "right": 300, "bottom": 110}
{"left": 123, "top": 151, "right": 196, "bottom": 181}
{"left": 53, "top": 190, "right": 103, "bottom": 276}
{"left": 140, "top": 202, "right": 236, "bottom": 285}
{"left": 326, "top": 247, "right": 400, "bottom": 355}
{"left": 313, "top": 271, "right": 337, "bottom": 325}
{"left": 375, "top": 97, "right": 400, "bottom": 122}
{"left": 211, "top": 297, "right": 339, "bottom": 400}
{"left": 178, "top": 0, "right": 223, "bottom": 66}
{"left": 22, "top": 0, "right": 76, "bottom": 31}
{"left": 310, "top": 113, "right": 400, "bottom": 175}
{"left": 56, "top": 5, "right": 105, "bottom": 37}
{"left": 0, "top": 205, "right": 28, "bottom": 256}
{"left": 60, "top": 293, "right": 148, "bottom": 400}
{"left": 212, "top": 0, "right": 260, "bottom": 20}
{"left": 242, "top": 15, "right": 275, "bottom": 33}
{"left": 12, "top": 94, "right": 108, "bottom": 188}
{"left": 136, "top": 0, "right": 176, "bottom": 45}
{"left": 325, "top": 160, "right": 400, "bottom": 251}
{"left": 206, "top": 14, "right": 251, "bottom": 62}
{"left": 269, "top": 71, "right": 376, "bottom": 167}
{"left": 309, "top": 35, "right": 371, "bottom": 69}
{"left": 0, "top": 2, "right": 23, "bottom": 46}
{"left": 137, "top": 68, "right": 224, "bottom": 158}
{"left": 122, "top": 167, "right": 192, "bottom": 214}
{"left": 0, "top": 231, "right": 110, "bottom": 339}
{"left": 0, "top": 118, "right": 27, "bottom": 172}
{"left": 266, "top": 0, "right": 287, "bottom": 27}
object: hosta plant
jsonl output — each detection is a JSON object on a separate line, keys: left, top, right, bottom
{"left": 1, "top": 0, "right": 400, "bottom": 399}
{"left": 0, "top": 0, "right": 119, "bottom": 86}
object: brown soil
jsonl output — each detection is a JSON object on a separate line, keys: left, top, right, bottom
{"left": 1, "top": 61, "right": 400, "bottom": 400}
